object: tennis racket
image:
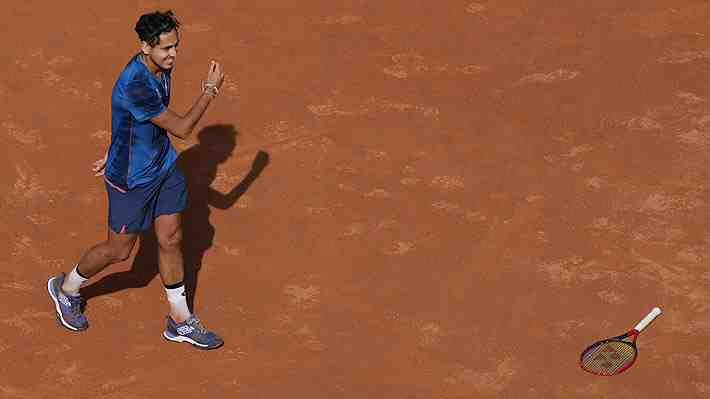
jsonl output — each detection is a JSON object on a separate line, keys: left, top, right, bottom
{"left": 580, "top": 307, "right": 662, "bottom": 376}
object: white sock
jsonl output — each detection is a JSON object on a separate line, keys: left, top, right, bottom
{"left": 165, "top": 283, "right": 191, "bottom": 322}
{"left": 62, "top": 264, "right": 89, "bottom": 296}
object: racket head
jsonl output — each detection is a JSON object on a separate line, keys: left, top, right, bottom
{"left": 580, "top": 331, "right": 639, "bottom": 376}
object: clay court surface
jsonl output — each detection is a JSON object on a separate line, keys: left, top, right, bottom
{"left": 2, "top": 0, "right": 710, "bottom": 397}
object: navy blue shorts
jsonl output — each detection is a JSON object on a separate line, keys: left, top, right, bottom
{"left": 105, "top": 165, "right": 187, "bottom": 234}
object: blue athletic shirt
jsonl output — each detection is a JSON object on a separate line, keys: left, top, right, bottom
{"left": 104, "top": 54, "right": 177, "bottom": 191}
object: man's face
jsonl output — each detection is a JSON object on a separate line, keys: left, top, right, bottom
{"left": 142, "top": 29, "right": 179, "bottom": 71}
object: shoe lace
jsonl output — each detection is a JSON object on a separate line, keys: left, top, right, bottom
{"left": 67, "top": 295, "right": 83, "bottom": 317}
{"left": 188, "top": 316, "right": 210, "bottom": 336}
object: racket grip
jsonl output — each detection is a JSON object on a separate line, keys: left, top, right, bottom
{"left": 633, "top": 307, "right": 662, "bottom": 332}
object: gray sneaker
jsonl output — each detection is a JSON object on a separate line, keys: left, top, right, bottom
{"left": 47, "top": 273, "right": 88, "bottom": 331}
{"left": 163, "top": 314, "right": 223, "bottom": 350}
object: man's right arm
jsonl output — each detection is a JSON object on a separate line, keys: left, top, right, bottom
{"left": 151, "top": 91, "right": 214, "bottom": 140}
{"left": 151, "top": 60, "right": 225, "bottom": 140}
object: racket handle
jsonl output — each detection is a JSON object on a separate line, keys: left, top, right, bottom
{"left": 633, "top": 307, "right": 662, "bottom": 332}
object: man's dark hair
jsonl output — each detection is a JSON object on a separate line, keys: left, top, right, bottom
{"left": 135, "top": 10, "right": 181, "bottom": 47}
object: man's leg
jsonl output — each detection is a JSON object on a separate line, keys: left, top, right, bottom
{"left": 154, "top": 213, "right": 189, "bottom": 322}
{"left": 155, "top": 212, "right": 223, "bottom": 350}
{"left": 48, "top": 228, "right": 138, "bottom": 331}
{"left": 64, "top": 229, "right": 139, "bottom": 292}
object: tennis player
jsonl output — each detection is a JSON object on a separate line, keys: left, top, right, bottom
{"left": 47, "top": 10, "right": 224, "bottom": 350}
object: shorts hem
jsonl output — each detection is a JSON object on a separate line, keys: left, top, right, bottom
{"left": 109, "top": 222, "right": 149, "bottom": 235}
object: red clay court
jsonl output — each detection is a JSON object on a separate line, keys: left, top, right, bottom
{"left": 2, "top": 1, "right": 709, "bottom": 397}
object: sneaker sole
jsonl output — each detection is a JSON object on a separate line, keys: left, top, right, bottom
{"left": 47, "top": 277, "right": 86, "bottom": 332}
{"left": 162, "top": 331, "right": 223, "bottom": 350}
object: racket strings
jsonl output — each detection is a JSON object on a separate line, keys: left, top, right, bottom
{"left": 581, "top": 340, "right": 637, "bottom": 375}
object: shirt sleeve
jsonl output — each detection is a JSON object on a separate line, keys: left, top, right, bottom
{"left": 123, "top": 79, "right": 166, "bottom": 122}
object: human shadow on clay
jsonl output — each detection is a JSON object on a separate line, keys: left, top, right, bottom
{"left": 81, "top": 124, "right": 270, "bottom": 312}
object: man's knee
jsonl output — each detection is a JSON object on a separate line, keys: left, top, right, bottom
{"left": 157, "top": 227, "right": 182, "bottom": 249}
{"left": 106, "top": 234, "right": 137, "bottom": 262}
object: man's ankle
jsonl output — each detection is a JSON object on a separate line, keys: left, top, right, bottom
{"left": 171, "top": 313, "right": 190, "bottom": 323}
